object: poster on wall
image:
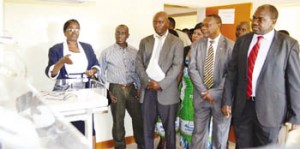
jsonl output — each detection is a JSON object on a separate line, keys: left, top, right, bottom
{"left": 218, "top": 9, "right": 235, "bottom": 24}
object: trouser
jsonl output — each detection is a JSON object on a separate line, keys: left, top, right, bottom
{"left": 110, "top": 83, "right": 143, "bottom": 149}
{"left": 191, "top": 103, "right": 231, "bottom": 149}
{"left": 142, "top": 90, "right": 178, "bottom": 149}
{"left": 234, "top": 100, "right": 281, "bottom": 148}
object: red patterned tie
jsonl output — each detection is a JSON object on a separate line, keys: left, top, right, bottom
{"left": 246, "top": 36, "right": 264, "bottom": 99}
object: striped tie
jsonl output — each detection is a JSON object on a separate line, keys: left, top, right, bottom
{"left": 246, "top": 36, "right": 264, "bottom": 99}
{"left": 204, "top": 40, "right": 215, "bottom": 89}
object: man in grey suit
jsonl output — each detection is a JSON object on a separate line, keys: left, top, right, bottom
{"left": 189, "top": 14, "right": 234, "bottom": 149}
{"left": 135, "top": 11, "right": 183, "bottom": 149}
{"left": 222, "top": 4, "right": 300, "bottom": 148}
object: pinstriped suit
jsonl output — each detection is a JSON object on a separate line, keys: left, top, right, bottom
{"left": 189, "top": 35, "right": 234, "bottom": 149}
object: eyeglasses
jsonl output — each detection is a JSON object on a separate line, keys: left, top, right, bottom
{"left": 66, "top": 28, "right": 80, "bottom": 33}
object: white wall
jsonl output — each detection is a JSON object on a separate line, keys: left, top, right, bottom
{"left": 0, "top": 0, "right": 3, "bottom": 35}
{"left": 197, "top": 7, "right": 206, "bottom": 23}
{"left": 172, "top": 8, "right": 206, "bottom": 31}
{"left": 173, "top": 7, "right": 222, "bottom": 37}
{"left": 173, "top": 15, "right": 197, "bottom": 30}
{"left": 4, "top": 0, "right": 163, "bottom": 142}
{"left": 275, "top": 5, "right": 300, "bottom": 42}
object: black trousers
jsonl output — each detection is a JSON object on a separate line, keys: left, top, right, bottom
{"left": 233, "top": 100, "right": 281, "bottom": 148}
{"left": 142, "top": 90, "right": 178, "bottom": 149}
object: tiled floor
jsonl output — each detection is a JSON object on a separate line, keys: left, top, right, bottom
{"left": 107, "top": 134, "right": 235, "bottom": 149}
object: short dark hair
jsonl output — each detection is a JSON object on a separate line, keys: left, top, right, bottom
{"left": 194, "top": 22, "right": 203, "bottom": 30}
{"left": 257, "top": 4, "right": 279, "bottom": 19}
{"left": 63, "top": 19, "right": 80, "bottom": 32}
{"left": 207, "top": 14, "right": 222, "bottom": 24}
{"left": 168, "top": 17, "right": 176, "bottom": 28}
{"left": 116, "top": 24, "right": 129, "bottom": 33}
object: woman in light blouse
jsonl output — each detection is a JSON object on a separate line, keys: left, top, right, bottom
{"left": 45, "top": 19, "right": 99, "bottom": 137}
{"left": 45, "top": 19, "right": 99, "bottom": 83}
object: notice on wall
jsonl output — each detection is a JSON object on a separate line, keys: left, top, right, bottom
{"left": 218, "top": 9, "right": 235, "bottom": 24}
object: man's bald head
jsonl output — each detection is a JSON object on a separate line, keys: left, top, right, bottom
{"left": 153, "top": 11, "right": 168, "bottom": 21}
{"left": 153, "top": 11, "right": 169, "bottom": 36}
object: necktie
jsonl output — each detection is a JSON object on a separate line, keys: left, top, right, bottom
{"left": 246, "top": 36, "right": 264, "bottom": 99}
{"left": 204, "top": 40, "right": 215, "bottom": 89}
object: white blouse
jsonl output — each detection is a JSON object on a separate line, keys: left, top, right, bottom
{"left": 48, "top": 41, "right": 88, "bottom": 79}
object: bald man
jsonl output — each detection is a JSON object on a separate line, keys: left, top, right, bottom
{"left": 136, "top": 11, "right": 184, "bottom": 149}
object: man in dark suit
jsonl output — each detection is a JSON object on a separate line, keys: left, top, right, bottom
{"left": 188, "top": 14, "right": 234, "bottom": 149}
{"left": 135, "top": 11, "right": 183, "bottom": 149}
{"left": 222, "top": 4, "right": 300, "bottom": 148}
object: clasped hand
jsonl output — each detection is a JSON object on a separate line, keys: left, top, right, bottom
{"left": 147, "top": 80, "right": 161, "bottom": 91}
{"left": 201, "top": 91, "right": 215, "bottom": 103}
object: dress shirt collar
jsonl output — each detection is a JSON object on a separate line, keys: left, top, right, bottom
{"left": 208, "top": 34, "right": 221, "bottom": 43}
{"left": 63, "top": 41, "right": 83, "bottom": 52}
{"left": 114, "top": 43, "right": 128, "bottom": 51}
{"left": 253, "top": 29, "right": 275, "bottom": 42}
{"left": 153, "top": 30, "right": 169, "bottom": 39}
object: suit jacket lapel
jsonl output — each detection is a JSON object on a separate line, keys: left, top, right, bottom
{"left": 242, "top": 34, "right": 254, "bottom": 78}
{"left": 79, "top": 42, "right": 90, "bottom": 68}
{"left": 145, "top": 36, "right": 155, "bottom": 64}
{"left": 203, "top": 38, "right": 208, "bottom": 52}
{"left": 202, "top": 38, "right": 208, "bottom": 68}
{"left": 257, "top": 31, "right": 278, "bottom": 82}
{"left": 215, "top": 35, "right": 224, "bottom": 67}
{"left": 158, "top": 34, "right": 172, "bottom": 65}
{"left": 213, "top": 35, "right": 225, "bottom": 80}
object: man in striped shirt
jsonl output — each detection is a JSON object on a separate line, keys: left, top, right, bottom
{"left": 99, "top": 24, "right": 143, "bottom": 149}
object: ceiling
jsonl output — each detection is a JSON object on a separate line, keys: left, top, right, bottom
{"left": 164, "top": 0, "right": 300, "bottom": 15}
{"left": 164, "top": 0, "right": 300, "bottom": 8}
{"left": 164, "top": 4, "right": 198, "bottom": 16}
